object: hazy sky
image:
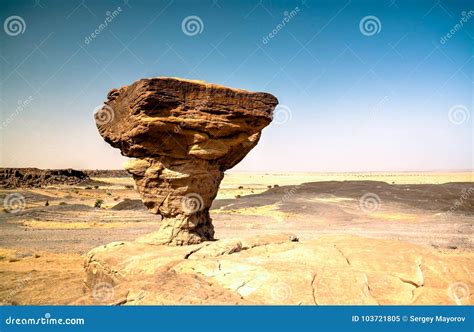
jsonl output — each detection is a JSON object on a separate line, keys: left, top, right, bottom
{"left": 0, "top": 0, "right": 472, "bottom": 171}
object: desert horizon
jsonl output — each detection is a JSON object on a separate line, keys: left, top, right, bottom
{"left": 1, "top": 167, "right": 472, "bottom": 305}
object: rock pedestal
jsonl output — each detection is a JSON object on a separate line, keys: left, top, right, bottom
{"left": 95, "top": 78, "right": 278, "bottom": 245}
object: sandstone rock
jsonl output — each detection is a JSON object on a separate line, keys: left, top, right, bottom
{"left": 83, "top": 235, "right": 474, "bottom": 305}
{"left": 95, "top": 78, "right": 278, "bottom": 245}
{"left": 186, "top": 239, "right": 243, "bottom": 259}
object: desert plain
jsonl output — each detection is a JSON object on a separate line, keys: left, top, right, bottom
{"left": 0, "top": 170, "right": 472, "bottom": 305}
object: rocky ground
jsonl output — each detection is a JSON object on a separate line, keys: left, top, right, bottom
{"left": 81, "top": 233, "right": 473, "bottom": 305}
{"left": 0, "top": 172, "right": 472, "bottom": 305}
{"left": 0, "top": 168, "right": 90, "bottom": 188}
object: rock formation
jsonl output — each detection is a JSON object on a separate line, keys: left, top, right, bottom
{"left": 0, "top": 168, "right": 89, "bottom": 188}
{"left": 85, "top": 169, "right": 129, "bottom": 178}
{"left": 95, "top": 78, "right": 278, "bottom": 245}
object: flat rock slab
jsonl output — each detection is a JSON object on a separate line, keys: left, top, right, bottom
{"left": 83, "top": 235, "right": 473, "bottom": 305}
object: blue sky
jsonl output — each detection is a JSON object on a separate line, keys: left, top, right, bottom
{"left": 0, "top": 0, "right": 472, "bottom": 171}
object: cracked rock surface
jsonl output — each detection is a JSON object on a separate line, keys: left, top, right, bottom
{"left": 95, "top": 78, "right": 277, "bottom": 245}
{"left": 82, "top": 234, "right": 473, "bottom": 305}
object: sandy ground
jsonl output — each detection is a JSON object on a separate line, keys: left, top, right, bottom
{"left": 0, "top": 171, "right": 472, "bottom": 304}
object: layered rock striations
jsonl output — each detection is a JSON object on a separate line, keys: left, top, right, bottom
{"left": 95, "top": 78, "right": 277, "bottom": 245}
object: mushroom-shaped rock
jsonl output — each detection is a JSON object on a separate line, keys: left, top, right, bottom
{"left": 95, "top": 78, "right": 278, "bottom": 245}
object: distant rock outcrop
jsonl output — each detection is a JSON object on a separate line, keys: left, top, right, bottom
{"left": 95, "top": 78, "right": 278, "bottom": 245}
{"left": 85, "top": 170, "right": 129, "bottom": 178}
{"left": 0, "top": 168, "right": 89, "bottom": 188}
{"left": 111, "top": 199, "right": 147, "bottom": 211}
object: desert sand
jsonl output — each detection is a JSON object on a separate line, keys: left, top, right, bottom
{"left": 0, "top": 171, "right": 472, "bottom": 305}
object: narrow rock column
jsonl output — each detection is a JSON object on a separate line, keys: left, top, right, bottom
{"left": 124, "top": 158, "right": 223, "bottom": 245}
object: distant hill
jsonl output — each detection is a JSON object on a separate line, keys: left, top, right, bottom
{"left": 0, "top": 168, "right": 89, "bottom": 188}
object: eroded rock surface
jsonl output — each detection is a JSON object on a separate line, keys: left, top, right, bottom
{"left": 95, "top": 78, "right": 277, "bottom": 245}
{"left": 82, "top": 235, "right": 473, "bottom": 305}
